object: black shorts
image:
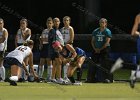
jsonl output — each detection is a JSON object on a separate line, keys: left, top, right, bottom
{"left": 40, "top": 44, "right": 49, "bottom": 58}
{"left": 48, "top": 45, "right": 59, "bottom": 60}
{"left": 3, "top": 57, "right": 23, "bottom": 68}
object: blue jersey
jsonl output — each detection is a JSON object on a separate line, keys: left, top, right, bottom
{"left": 92, "top": 28, "right": 112, "bottom": 49}
{"left": 75, "top": 47, "right": 86, "bottom": 57}
{"left": 60, "top": 46, "right": 86, "bottom": 58}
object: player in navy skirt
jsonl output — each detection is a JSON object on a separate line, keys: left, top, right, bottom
{"left": 52, "top": 41, "right": 86, "bottom": 85}
{"left": 39, "top": 17, "right": 53, "bottom": 81}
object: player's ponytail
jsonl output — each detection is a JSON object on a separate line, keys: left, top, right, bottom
{"left": 23, "top": 41, "right": 28, "bottom": 46}
{"left": 24, "top": 40, "right": 34, "bottom": 46}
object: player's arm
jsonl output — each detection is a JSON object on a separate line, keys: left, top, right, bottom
{"left": 65, "top": 44, "right": 77, "bottom": 58}
{"left": 22, "top": 61, "right": 29, "bottom": 76}
{"left": 22, "top": 29, "right": 31, "bottom": 41}
{"left": 28, "top": 52, "right": 38, "bottom": 79}
{"left": 91, "top": 36, "right": 100, "bottom": 53}
{"left": 59, "top": 55, "right": 68, "bottom": 64}
{"left": 15, "top": 30, "right": 19, "bottom": 48}
{"left": 39, "top": 36, "right": 43, "bottom": 50}
{"left": 100, "top": 30, "right": 112, "bottom": 51}
{"left": 131, "top": 14, "right": 140, "bottom": 36}
{"left": 100, "top": 37, "right": 111, "bottom": 51}
{"left": 91, "top": 36, "right": 96, "bottom": 50}
{"left": 40, "top": 32, "right": 48, "bottom": 43}
{"left": 40, "top": 35, "right": 45, "bottom": 42}
{"left": 67, "top": 27, "right": 74, "bottom": 44}
{"left": 0, "top": 29, "right": 8, "bottom": 43}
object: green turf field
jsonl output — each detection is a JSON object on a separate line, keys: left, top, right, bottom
{"left": 0, "top": 82, "right": 140, "bottom": 100}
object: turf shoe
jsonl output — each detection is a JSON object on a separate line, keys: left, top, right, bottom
{"left": 50, "top": 79, "right": 57, "bottom": 83}
{"left": 130, "top": 79, "right": 136, "bottom": 89}
{"left": 130, "top": 71, "right": 136, "bottom": 89}
{"left": 73, "top": 81, "right": 82, "bottom": 86}
{"left": 110, "top": 58, "right": 123, "bottom": 73}
{"left": 0, "top": 77, "right": 4, "bottom": 82}
{"left": 9, "top": 80, "right": 17, "bottom": 86}
{"left": 56, "top": 78, "right": 65, "bottom": 84}
{"left": 63, "top": 77, "right": 70, "bottom": 83}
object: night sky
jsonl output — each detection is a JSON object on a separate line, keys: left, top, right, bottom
{"left": 0, "top": 0, "right": 140, "bottom": 35}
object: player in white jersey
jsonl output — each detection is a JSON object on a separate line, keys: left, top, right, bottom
{"left": 61, "top": 16, "right": 74, "bottom": 44}
{"left": 61, "top": 16, "right": 75, "bottom": 82}
{"left": 15, "top": 18, "right": 31, "bottom": 47}
{"left": 15, "top": 18, "right": 31, "bottom": 81}
{"left": 39, "top": 17, "right": 53, "bottom": 81}
{"left": 3, "top": 40, "right": 38, "bottom": 86}
{"left": 0, "top": 18, "right": 8, "bottom": 82}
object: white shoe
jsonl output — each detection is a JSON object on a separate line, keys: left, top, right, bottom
{"left": 51, "top": 79, "right": 57, "bottom": 83}
{"left": 56, "top": 78, "right": 64, "bottom": 84}
{"left": 0, "top": 77, "right": 4, "bottom": 82}
{"left": 110, "top": 58, "right": 123, "bottom": 73}
{"left": 63, "top": 77, "right": 70, "bottom": 83}
{"left": 73, "top": 82, "right": 82, "bottom": 86}
{"left": 130, "top": 74, "right": 136, "bottom": 89}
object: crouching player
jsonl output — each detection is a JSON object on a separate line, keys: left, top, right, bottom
{"left": 52, "top": 41, "right": 86, "bottom": 85}
{"left": 3, "top": 40, "right": 38, "bottom": 86}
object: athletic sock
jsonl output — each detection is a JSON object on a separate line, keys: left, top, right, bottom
{"left": 63, "top": 63, "right": 69, "bottom": 78}
{"left": 39, "top": 65, "right": 44, "bottom": 78}
{"left": 77, "top": 68, "right": 82, "bottom": 81}
{"left": 47, "top": 65, "right": 53, "bottom": 80}
{"left": 130, "top": 70, "right": 136, "bottom": 80}
{"left": 0, "top": 66, "right": 5, "bottom": 80}
{"left": 68, "top": 76, "right": 75, "bottom": 83}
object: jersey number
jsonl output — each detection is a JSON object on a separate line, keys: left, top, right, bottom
{"left": 98, "top": 37, "right": 103, "bottom": 41}
{"left": 18, "top": 47, "right": 27, "bottom": 52}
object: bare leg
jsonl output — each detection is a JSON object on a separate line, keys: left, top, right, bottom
{"left": 9, "top": 65, "right": 20, "bottom": 82}
{"left": 19, "top": 57, "right": 29, "bottom": 80}
{"left": 11, "top": 65, "right": 20, "bottom": 76}
{"left": 52, "top": 60, "right": 56, "bottom": 80}
{"left": 0, "top": 57, "right": 5, "bottom": 81}
{"left": 67, "top": 66, "right": 77, "bottom": 83}
{"left": 67, "top": 66, "right": 77, "bottom": 77}
{"left": 55, "top": 58, "right": 62, "bottom": 79}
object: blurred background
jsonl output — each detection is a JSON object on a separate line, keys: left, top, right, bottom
{"left": 0, "top": 0, "right": 140, "bottom": 35}
{"left": 0, "top": 0, "right": 140, "bottom": 81}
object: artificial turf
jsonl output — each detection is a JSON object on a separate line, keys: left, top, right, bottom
{"left": 0, "top": 82, "right": 140, "bottom": 100}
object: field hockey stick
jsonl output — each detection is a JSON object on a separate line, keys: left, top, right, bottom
{"left": 85, "top": 57, "right": 110, "bottom": 74}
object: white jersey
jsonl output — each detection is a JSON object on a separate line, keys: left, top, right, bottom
{"left": 61, "top": 26, "right": 71, "bottom": 43}
{"left": 17, "top": 28, "right": 31, "bottom": 44}
{"left": 0, "top": 28, "right": 8, "bottom": 51}
{"left": 41, "top": 29, "right": 49, "bottom": 44}
{"left": 6, "top": 45, "right": 31, "bottom": 64}
{"left": 56, "top": 29, "right": 64, "bottom": 46}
